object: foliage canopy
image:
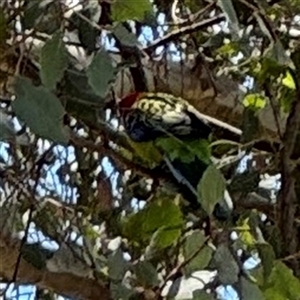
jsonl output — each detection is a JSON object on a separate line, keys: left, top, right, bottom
{"left": 1, "top": 0, "right": 300, "bottom": 299}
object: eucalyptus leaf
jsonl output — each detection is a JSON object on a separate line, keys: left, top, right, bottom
{"left": 40, "top": 31, "right": 68, "bottom": 90}
{"left": 197, "top": 165, "right": 226, "bottom": 215}
{"left": 113, "top": 23, "right": 138, "bottom": 47}
{"left": 150, "top": 226, "right": 181, "bottom": 250}
{"left": 13, "top": 77, "right": 68, "bottom": 144}
{"left": 212, "top": 244, "right": 239, "bottom": 285}
{"left": 87, "top": 50, "right": 116, "bottom": 98}
{"left": 22, "top": 1, "right": 43, "bottom": 29}
{"left": 107, "top": 248, "right": 127, "bottom": 281}
{"left": 183, "top": 231, "right": 212, "bottom": 275}
{"left": 133, "top": 261, "right": 159, "bottom": 288}
{"left": 260, "top": 261, "right": 300, "bottom": 300}
{"left": 257, "top": 243, "right": 275, "bottom": 283}
{"left": 240, "top": 277, "right": 265, "bottom": 300}
{"left": 123, "top": 198, "right": 183, "bottom": 243}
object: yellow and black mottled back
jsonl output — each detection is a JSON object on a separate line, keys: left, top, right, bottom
{"left": 121, "top": 92, "right": 211, "bottom": 142}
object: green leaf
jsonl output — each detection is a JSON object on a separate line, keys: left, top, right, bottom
{"left": 22, "top": 1, "right": 60, "bottom": 34}
{"left": 234, "top": 217, "right": 256, "bottom": 247}
{"left": 257, "top": 243, "right": 275, "bottom": 283}
{"left": 142, "top": 199, "right": 183, "bottom": 233}
{"left": 217, "top": 0, "right": 239, "bottom": 36}
{"left": 107, "top": 248, "right": 127, "bottom": 281}
{"left": 75, "top": 7, "right": 99, "bottom": 53}
{"left": 87, "top": 49, "right": 116, "bottom": 98}
{"left": 217, "top": 42, "right": 239, "bottom": 56}
{"left": 133, "top": 261, "right": 159, "bottom": 288}
{"left": 111, "top": 0, "right": 152, "bottom": 22}
{"left": 13, "top": 77, "right": 68, "bottom": 144}
{"left": 212, "top": 244, "right": 239, "bottom": 285}
{"left": 127, "top": 139, "right": 163, "bottom": 167}
{"left": 243, "top": 93, "right": 267, "bottom": 110}
{"left": 22, "top": 2, "right": 43, "bottom": 29}
{"left": 64, "top": 68, "right": 104, "bottom": 105}
{"left": 188, "top": 139, "right": 211, "bottom": 164}
{"left": 123, "top": 198, "right": 183, "bottom": 243}
{"left": 197, "top": 165, "right": 226, "bottom": 215}
{"left": 282, "top": 71, "right": 296, "bottom": 90}
{"left": 184, "top": 231, "right": 206, "bottom": 258}
{"left": 260, "top": 261, "right": 300, "bottom": 300}
{"left": 156, "top": 137, "right": 211, "bottom": 164}
{"left": 183, "top": 231, "right": 212, "bottom": 276}
{"left": 40, "top": 31, "right": 68, "bottom": 90}
{"left": 156, "top": 137, "right": 194, "bottom": 163}
{"left": 0, "top": 111, "right": 15, "bottom": 141}
{"left": 113, "top": 23, "right": 138, "bottom": 47}
{"left": 241, "top": 277, "right": 265, "bottom": 300}
{"left": 150, "top": 226, "right": 181, "bottom": 250}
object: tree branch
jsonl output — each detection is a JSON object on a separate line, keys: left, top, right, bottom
{"left": 0, "top": 232, "right": 111, "bottom": 300}
{"left": 278, "top": 87, "right": 300, "bottom": 271}
{"left": 144, "top": 15, "right": 226, "bottom": 55}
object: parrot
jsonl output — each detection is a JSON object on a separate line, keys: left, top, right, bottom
{"left": 118, "top": 92, "right": 212, "bottom": 142}
{"left": 117, "top": 92, "right": 236, "bottom": 219}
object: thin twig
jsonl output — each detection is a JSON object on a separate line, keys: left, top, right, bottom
{"left": 281, "top": 251, "right": 300, "bottom": 262}
{"left": 144, "top": 15, "right": 226, "bottom": 54}
{"left": 159, "top": 236, "right": 210, "bottom": 293}
{"left": 11, "top": 145, "right": 56, "bottom": 284}
{"left": 171, "top": 0, "right": 215, "bottom": 25}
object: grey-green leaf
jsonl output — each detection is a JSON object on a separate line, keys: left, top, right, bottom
{"left": 240, "top": 277, "right": 265, "bottom": 300}
{"left": 183, "top": 230, "right": 212, "bottom": 275}
{"left": 40, "top": 31, "right": 68, "bottom": 90}
{"left": 22, "top": 2, "right": 43, "bottom": 29}
{"left": 87, "top": 50, "right": 116, "bottom": 98}
{"left": 0, "top": 111, "right": 15, "bottom": 141}
{"left": 212, "top": 244, "right": 239, "bottom": 285}
{"left": 13, "top": 77, "right": 68, "bottom": 144}
{"left": 134, "top": 261, "right": 159, "bottom": 288}
{"left": 197, "top": 165, "right": 226, "bottom": 215}
{"left": 113, "top": 23, "right": 138, "bottom": 47}
{"left": 107, "top": 248, "right": 127, "bottom": 281}
{"left": 257, "top": 243, "right": 275, "bottom": 283}
{"left": 184, "top": 231, "right": 207, "bottom": 258}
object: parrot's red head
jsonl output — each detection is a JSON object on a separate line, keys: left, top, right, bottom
{"left": 118, "top": 92, "right": 143, "bottom": 111}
